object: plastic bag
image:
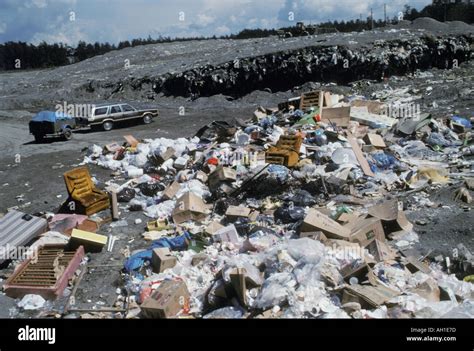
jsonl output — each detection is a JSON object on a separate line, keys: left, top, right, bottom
{"left": 138, "top": 182, "right": 165, "bottom": 197}
{"left": 274, "top": 205, "right": 305, "bottom": 224}
{"left": 452, "top": 116, "right": 472, "bottom": 129}
{"left": 284, "top": 190, "right": 316, "bottom": 207}
{"left": 370, "top": 152, "right": 397, "bottom": 172}
{"left": 18, "top": 294, "right": 46, "bottom": 310}
{"left": 203, "top": 306, "right": 244, "bottom": 319}
{"left": 254, "top": 272, "right": 294, "bottom": 309}
{"left": 117, "top": 187, "right": 136, "bottom": 202}
{"left": 144, "top": 200, "right": 176, "bottom": 218}
{"left": 287, "top": 238, "right": 325, "bottom": 265}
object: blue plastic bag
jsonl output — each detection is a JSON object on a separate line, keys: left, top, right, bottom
{"left": 124, "top": 232, "right": 191, "bottom": 273}
{"left": 452, "top": 116, "right": 472, "bottom": 129}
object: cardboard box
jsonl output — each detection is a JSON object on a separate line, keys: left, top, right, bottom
{"left": 225, "top": 206, "right": 252, "bottom": 220}
{"left": 191, "top": 253, "right": 208, "bottom": 266}
{"left": 349, "top": 217, "right": 385, "bottom": 247}
{"left": 368, "top": 199, "right": 399, "bottom": 221}
{"left": 104, "top": 142, "right": 123, "bottom": 153}
{"left": 364, "top": 133, "right": 386, "bottom": 148}
{"left": 213, "top": 224, "right": 240, "bottom": 244}
{"left": 151, "top": 248, "right": 177, "bottom": 273}
{"left": 366, "top": 239, "right": 396, "bottom": 262}
{"left": 405, "top": 257, "right": 431, "bottom": 274}
{"left": 205, "top": 221, "right": 225, "bottom": 235}
{"left": 350, "top": 100, "right": 386, "bottom": 114}
{"left": 69, "top": 228, "right": 107, "bottom": 253}
{"left": 124, "top": 135, "right": 139, "bottom": 148}
{"left": 350, "top": 106, "right": 397, "bottom": 128}
{"left": 208, "top": 166, "right": 237, "bottom": 190}
{"left": 162, "top": 181, "right": 181, "bottom": 200}
{"left": 320, "top": 107, "right": 351, "bottom": 126}
{"left": 301, "top": 209, "right": 350, "bottom": 240}
{"left": 140, "top": 280, "right": 190, "bottom": 319}
{"left": 337, "top": 212, "right": 362, "bottom": 225}
{"left": 151, "top": 147, "right": 175, "bottom": 165}
{"left": 172, "top": 192, "right": 208, "bottom": 224}
{"left": 229, "top": 268, "right": 247, "bottom": 306}
{"left": 341, "top": 263, "right": 369, "bottom": 283}
{"left": 344, "top": 284, "right": 400, "bottom": 308}
{"left": 195, "top": 171, "right": 208, "bottom": 183}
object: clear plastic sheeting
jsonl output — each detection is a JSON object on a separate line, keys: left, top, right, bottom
{"left": 203, "top": 306, "right": 244, "bottom": 319}
{"left": 144, "top": 200, "right": 176, "bottom": 218}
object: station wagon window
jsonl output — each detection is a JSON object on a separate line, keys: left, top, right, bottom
{"left": 94, "top": 107, "right": 108, "bottom": 116}
{"left": 121, "top": 104, "right": 135, "bottom": 112}
{"left": 110, "top": 105, "right": 122, "bottom": 114}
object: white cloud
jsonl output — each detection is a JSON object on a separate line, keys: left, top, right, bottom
{"left": 196, "top": 13, "right": 216, "bottom": 26}
{"left": 26, "top": 0, "right": 47, "bottom": 8}
{"left": 215, "top": 25, "right": 231, "bottom": 35}
{"left": 31, "top": 22, "right": 88, "bottom": 45}
{"left": 0, "top": 0, "right": 432, "bottom": 44}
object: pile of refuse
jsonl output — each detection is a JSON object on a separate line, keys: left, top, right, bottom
{"left": 144, "top": 36, "right": 473, "bottom": 99}
{"left": 76, "top": 89, "right": 473, "bottom": 318}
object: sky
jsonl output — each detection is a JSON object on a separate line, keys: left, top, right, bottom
{"left": 0, "top": 0, "right": 432, "bottom": 45}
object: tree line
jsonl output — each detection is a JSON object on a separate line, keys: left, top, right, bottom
{"left": 0, "top": 3, "right": 472, "bottom": 71}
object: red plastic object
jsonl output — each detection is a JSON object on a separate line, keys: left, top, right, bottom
{"left": 207, "top": 157, "right": 219, "bottom": 166}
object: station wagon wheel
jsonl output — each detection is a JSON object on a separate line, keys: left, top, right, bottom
{"left": 34, "top": 134, "right": 44, "bottom": 143}
{"left": 143, "top": 114, "right": 153, "bottom": 124}
{"left": 103, "top": 121, "right": 114, "bottom": 131}
{"left": 63, "top": 128, "right": 73, "bottom": 140}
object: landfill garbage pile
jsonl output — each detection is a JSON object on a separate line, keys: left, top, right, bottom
{"left": 122, "top": 35, "right": 472, "bottom": 99}
{"left": 72, "top": 89, "right": 474, "bottom": 319}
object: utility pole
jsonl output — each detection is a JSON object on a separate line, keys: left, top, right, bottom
{"left": 384, "top": 3, "right": 387, "bottom": 24}
{"left": 371, "top": 8, "right": 374, "bottom": 30}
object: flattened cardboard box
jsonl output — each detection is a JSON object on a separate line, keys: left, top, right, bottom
{"left": 141, "top": 280, "right": 190, "bottom": 319}
{"left": 345, "top": 284, "right": 400, "bottom": 308}
{"left": 162, "top": 181, "right": 181, "bottom": 200}
{"left": 364, "top": 133, "right": 386, "bottom": 148}
{"left": 123, "top": 135, "right": 139, "bottom": 148}
{"left": 225, "top": 206, "right": 252, "bottom": 219}
{"left": 320, "top": 107, "right": 351, "bottom": 126}
{"left": 226, "top": 206, "right": 252, "bottom": 217}
{"left": 368, "top": 199, "right": 399, "bottom": 221}
{"left": 301, "top": 209, "right": 350, "bottom": 240}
